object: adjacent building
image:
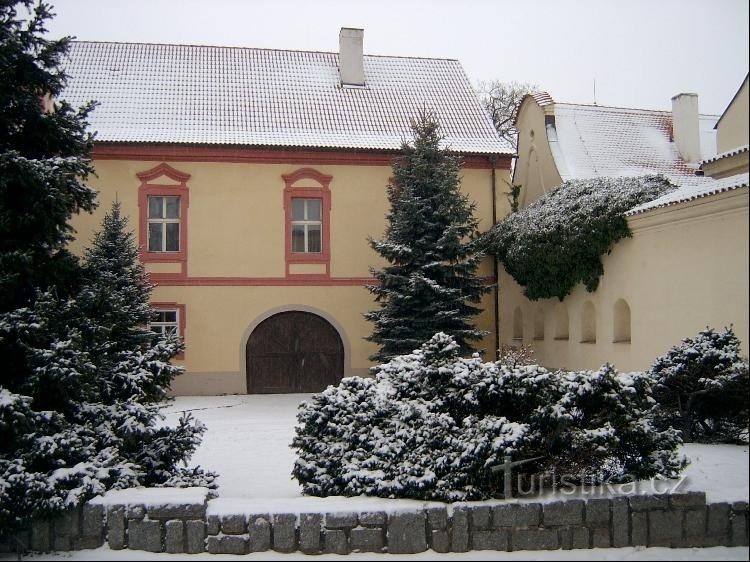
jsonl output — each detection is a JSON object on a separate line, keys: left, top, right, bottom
{"left": 504, "top": 79, "right": 749, "bottom": 371}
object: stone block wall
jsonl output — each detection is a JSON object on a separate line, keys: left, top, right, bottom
{"left": 2, "top": 492, "right": 748, "bottom": 555}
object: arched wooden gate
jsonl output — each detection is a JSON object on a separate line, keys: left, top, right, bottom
{"left": 246, "top": 311, "right": 344, "bottom": 393}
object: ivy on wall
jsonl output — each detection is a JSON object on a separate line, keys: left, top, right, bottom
{"left": 481, "top": 175, "right": 674, "bottom": 301}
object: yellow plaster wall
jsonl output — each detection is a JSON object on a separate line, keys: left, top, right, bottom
{"left": 499, "top": 189, "right": 749, "bottom": 372}
{"left": 702, "top": 151, "right": 749, "bottom": 179}
{"left": 512, "top": 100, "right": 563, "bottom": 209}
{"left": 69, "top": 157, "right": 510, "bottom": 395}
{"left": 716, "top": 77, "right": 749, "bottom": 154}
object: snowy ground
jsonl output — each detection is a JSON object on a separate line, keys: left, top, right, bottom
{"left": 5, "top": 394, "right": 747, "bottom": 561}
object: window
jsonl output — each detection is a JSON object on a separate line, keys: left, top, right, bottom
{"left": 613, "top": 299, "right": 632, "bottom": 343}
{"left": 534, "top": 309, "right": 545, "bottom": 340}
{"left": 512, "top": 307, "right": 524, "bottom": 341}
{"left": 554, "top": 304, "right": 569, "bottom": 340}
{"left": 148, "top": 195, "right": 181, "bottom": 252}
{"left": 291, "top": 198, "right": 322, "bottom": 253}
{"left": 580, "top": 301, "right": 596, "bottom": 343}
{"left": 151, "top": 309, "right": 179, "bottom": 337}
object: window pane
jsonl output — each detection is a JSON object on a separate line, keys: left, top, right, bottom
{"left": 163, "top": 311, "right": 177, "bottom": 323}
{"left": 151, "top": 325, "right": 164, "bottom": 335}
{"left": 148, "top": 223, "right": 162, "bottom": 252}
{"left": 148, "top": 196, "right": 163, "bottom": 218}
{"left": 152, "top": 311, "right": 166, "bottom": 323}
{"left": 307, "top": 199, "right": 321, "bottom": 220}
{"left": 292, "top": 199, "right": 305, "bottom": 220}
{"left": 165, "top": 196, "right": 180, "bottom": 219}
{"left": 165, "top": 325, "right": 178, "bottom": 336}
{"left": 307, "top": 225, "right": 321, "bottom": 253}
{"left": 291, "top": 225, "right": 305, "bottom": 253}
{"left": 165, "top": 223, "right": 180, "bottom": 251}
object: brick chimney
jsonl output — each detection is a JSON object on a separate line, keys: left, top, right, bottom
{"left": 339, "top": 27, "right": 364, "bottom": 87}
{"left": 671, "top": 93, "right": 701, "bottom": 164}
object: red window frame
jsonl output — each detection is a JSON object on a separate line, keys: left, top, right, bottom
{"left": 137, "top": 163, "right": 190, "bottom": 273}
{"left": 282, "top": 168, "right": 332, "bottom": 277}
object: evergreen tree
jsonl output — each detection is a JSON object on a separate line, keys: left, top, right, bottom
{"left": 0, "top": 0, "right": 97, "bottom": 315}
{"left": 0, "top": 202, "right": 216, "bottom": 539}
{"left": 366, "top": 111, "right": 489, "bottom": 362}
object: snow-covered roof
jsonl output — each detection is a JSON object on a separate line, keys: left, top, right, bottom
{"left": 626, "top": 172, "right": 748, "bottom": 215}
{"left": 548, "top": 103, "right": 719, "bottom": 183}
{"left": 61, "top": 41, "right": 512, "bottom": 155}
{"left": 700, "top": 144, "right": 749, "bottom": 167}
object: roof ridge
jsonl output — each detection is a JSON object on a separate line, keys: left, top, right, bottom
{"left": 69, "top": 40, "right": 459, "bottom": 63}
{"left": 555, "top": 101, "right": 720, "bottom": 118}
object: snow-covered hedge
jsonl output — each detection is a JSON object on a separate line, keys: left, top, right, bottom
{"left": 649, "top": 326, "right": 749, "bottom": 443}
{"left": 482, "top": 175, "right": 674, "bottom": 301}
{"left": 291, "top": 333, "right": 684, "bottom": 501}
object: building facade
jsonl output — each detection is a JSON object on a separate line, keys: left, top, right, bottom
{"left": 503, "top": 82, "right": 749, "bottom": 371}
{"left": 63, "top": 30, "right": 513, "bottom": 394}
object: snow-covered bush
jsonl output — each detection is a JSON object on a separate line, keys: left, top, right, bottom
{"left": 481, "top": 175, "right": 674, "bottom": 300}
{"left": 292, "top": 333, "right": 684, "bottom": 501}
{"left": 649, "top": 326, "right": 749, "bottom": 443}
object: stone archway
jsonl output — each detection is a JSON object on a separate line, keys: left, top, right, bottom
{"left": 245, "top": 311, "right": 344, "bottom": 394}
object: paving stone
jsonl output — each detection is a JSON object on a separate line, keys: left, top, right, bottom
{"left": 299, "top": 513, "right": 322, "bottom": 554}
{"left": 470, "top": 506, "right": 492, "bottom": 530}
{"left": 326, "top": 512, "right": 358, "bottom": 529}
{"left": 248, "top": 516, "right": 271, "bottom": 552}
{"left": 669, "top": 492, "right": 706, "bottom": 509}
{"left": 272, "top": 513, "right": 297, "bottom": 552}
{"left": 706, "top": 503, "right": 731, "bottom": 547}
{"left": 206, "top": 536, "right": 220, "bottom": 554}
{"left": 451, "top": 507, "right": 469, "bottom": 552}
{"left": 81, "top": 504, "right": 104, "bottom": 540}
{"left": 544, "top": 500, "right": 584, "bottom": 526}
{"left": 351, "top": 527, "right": 384, "bottom": 552}
{"left": 426, "top": 507, "right": 447, "bottom": 529}
{"left": 631, "top": 511, "right": 648, "bottom": 546}
{"left": 219, "top": 535, "right": 247, "bottom": 555}
{"left": 682, "top": 508, "right": 707, "bottom": 547}
{"left": 147, "top": 503, "right": 206, "bottom": 520}
{"left": 107, "top": 507, "right": 126, "bottom": 550}
{"left": 164, "top": 520, "right": 184, "bottom": 554}
{"left": 512, "top": 528, "right": 559, "bottom": 551}
{"left": 493, "top": 503, "right": 541, "bottom": 528}
{"left": 430, "top": 529, "right": 450, "bottom": 553}
{"left": 54, "top": 507, "right": 81, "bottom": 537}
{"left": 387, "top": 511, "right": 427, "bottom": 554}
{"left": 629, "top": 495, "right": 668, "bottom": 511}
{"left": 185, "top": 520, "right": 206, "bottom": 554}
{"left": 30, "top": 519, "right": 51, "bottom": 553}
{"left": 472, "top": 529, "right": 508, "bottom": 551}
{"left": 220, "top": 514, "right": 247, "bottom": 535}
{"left": 731, "top": 510, "right": 749, "bottom": 547}
{"left": 559, "top": 526, "right": 589, "bottom": 550}
{"left": 360, "top": 512, "right": 387, "bottom": 527}
{"left": 611, "top": 498, "right": 629, "bottom": 547}
{"left": 585, "top": 499, "right": 611, "bottom": 527}
{"left": 206, "top": 515, "right": 220, "bottom": 535}
{"left": 591, "top": 526, "right": 610, "bottom": 548}
{"left": 126, "top": 505, "right": 145, "bottom": 520}
{"left": 53, "top": 535, "right": 72, "bottom": 552}
{"left": 324, "top": 529, "right": 349, "bottom": 554}
{"left": 127, "top": 519, "right": 162, "bottom": 553}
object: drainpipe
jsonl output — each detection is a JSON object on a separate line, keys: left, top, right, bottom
{"left": 490, "top": 155, "right": 500, "bottom": 360}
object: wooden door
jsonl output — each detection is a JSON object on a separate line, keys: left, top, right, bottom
{"left": 246, "top": 311, "right": 344, "bottom": 393}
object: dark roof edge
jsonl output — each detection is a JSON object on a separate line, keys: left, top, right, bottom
{"left": 714, "top": 74, "right": 750, "bottom": 130}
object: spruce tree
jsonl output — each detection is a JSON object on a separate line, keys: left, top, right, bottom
{"left": 365, "top": 111, "right": 489, "bottom": 362}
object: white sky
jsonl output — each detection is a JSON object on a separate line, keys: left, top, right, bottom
{"left": 45, "top": 0, "right": 748, "bottom": 116}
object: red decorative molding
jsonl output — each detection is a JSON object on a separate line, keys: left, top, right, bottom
{"left": 151, "top": 301, "right": 186, "bottom": 359}
{"left": 137, "top": 163, "right": 190, "bottom": 277}
{"left": 146, "top": 275, "right": 496, "bottom": 287}
{"left": 93, "top": 144, "right": 512, "bottom": 170}
{"left": 283, "top": 168, "right": 332, "bottom": 277}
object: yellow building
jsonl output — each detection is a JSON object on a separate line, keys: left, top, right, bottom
{"left": 62, "top": 29, "right": 513, "bottom": 395}
{"left": 505, "top": 79, "right": 749, "bottom": 371}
